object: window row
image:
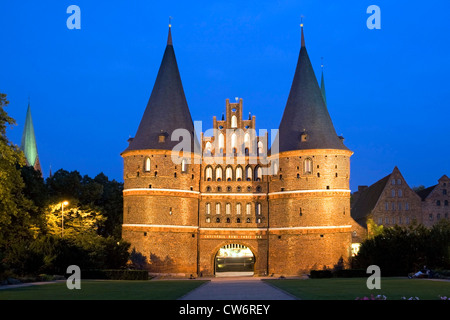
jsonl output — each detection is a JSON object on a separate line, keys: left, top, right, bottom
{"left": 384, "top": 202, "right": 410, "bottom": 211}
{"left": 205, "top": 217, "right": 262, "bottom": 224}
{"left": 436, "top": 200, "right": 449, "bottom": 206}
{"left": 378, "top": 216, "right": 413, "bottom": 225}
{"left": 390, "top": 189, "right": 404, "bottom": 197}
{"left": 205, "top": 185, "right": 262, "bottom": 192}
{"left": 204, "top": 134, "right": 265, "bottom": 155}
{"left": 428, "top": 213, "right": 449, "bottom": 220}
{"left": 143, "top": 157, "right": 188, "bottom": 173}
{"left": 205, "top": 165, "right": 263, "bottom": 181}
{"left": 205, "top": 202, "right": 262, "bottom": 215}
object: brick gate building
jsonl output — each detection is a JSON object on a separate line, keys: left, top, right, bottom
{"left": 121, "top": 24, "right": 355, "bottom": 276}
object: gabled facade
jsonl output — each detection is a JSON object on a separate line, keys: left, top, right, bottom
{"left": 417, "top": 175, "right": 450, "bottom": 227}
{"left": 122, "top": 25, "right": 354, "bottom": 276}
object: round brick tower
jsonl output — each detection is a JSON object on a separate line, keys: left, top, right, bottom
{"left": 121, "top": 25, "right": 200, "bottom": 275}
{"left": 267, "top": 25, "right": 353, "bottom": 275}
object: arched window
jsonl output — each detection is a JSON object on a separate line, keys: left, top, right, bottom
{"left": 231, "top": 133, "right": 237, "bottom": 153}
{"left": 254, "top": 166, "right": 262, "bottom": 181}
{"left": 226, "top": 203, "right": 231, "bottom": 215}
{"left": 216, "top": 203, "right": 221, "bottom": 214}
{"left": 304, "top": 158, "right": 312, "bottom": 174}
{"left": 231, "top": 115, "right": 237, "bottom": 128}
{"left": 445, "top": 200, "right": 449, "bottom": 206}
{"left": 206, "top": 203, "right": 211, "bottom": 215}
{"left": 273, "top": 161, "right": 278, "bottom": 175}
{"left": 244, "top": 132, "right": 250, "bottom": 152}
{"left": 205, "top": 141, "right": 212, "bottom": 155}
{"left": 226, "top": 166, "right": 233, "bottom": 181}
{"left": 236, "top": 203, "right": 241, "bottom": 215}
{"left": 246, "top": 203, "right": 251, "bottom": 215}
{"left": 218, "top": 133, "right": 224, "bottom": 153}
{"left": 246, "top": 166, "right": 252, "bottom": 181}
{"left": 398, "top": 189, "right": 403, "bottom": 197}
{"left": 257, "top": 141, "right": 264, "bottom": 155}
{"left": 181, "top": 159, "right": 187, "bottom": 173}
{"left": 205, "top": 166, "right": 213, "bottom": 181}
{"left": 215, "top": 166, "right": 223, "bottom": 181}
{"left": 144, "top": 157, "right": 151, "bottom": 172}
{"left": 236, "top": 166, "right": 243, "bottom": 181}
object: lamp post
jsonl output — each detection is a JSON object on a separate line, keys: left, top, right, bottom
{"left": 61, "top": 201, "right": 69, "bottom": 237}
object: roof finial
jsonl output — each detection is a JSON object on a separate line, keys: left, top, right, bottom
{"left": 300, "top": 15, "right": 305, "bottom": 47}
{"left": 321, "top": 56, "right": 324, "bottom": 69}
{"left": 167, "top": 16, "right": 173, "bottom": 45}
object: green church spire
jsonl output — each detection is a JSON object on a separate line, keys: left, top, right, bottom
{"left": 20, "top": 101, "right": 41, "bottom": 173}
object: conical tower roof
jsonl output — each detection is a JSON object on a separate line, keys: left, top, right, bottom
{"left": 124, "top": 25, "right": 199, "bottom": 153}
{"left": 276, "top": 25, "right": 348, "bottom": 153}
{"left": 20, "top": 102, "right": 41, "bottom": 172}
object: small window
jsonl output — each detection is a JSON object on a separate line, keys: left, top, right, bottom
{"left": 246, "top": 218, "right": 251, "bottom": 223}
{"left": 398, "top": 189, "right": 403, "bottom": 197}
{"left": 445, "top": 200, "right": 448, "bottom": 206}
{"left": 236, "top": 203, "right": 241, "bottom": 215}
{"left": 226, "top": 166, "right": 233, "bottom": 181}
{"left": 392, "top": 179, "right": 396, "bottom": 185}
{"left": 437, "top": 200, "right": 441, "bottom": 206}
{"left": 144, "top": 157, "right": 151, "bottom": 172}
{"left": 385, "top": 202, "right": 389, "bottom": 211}
{"left": 216, "top": 203, "right": 221, "bottom": 214}
{"left": 181, "top": 159, "right": 187, "bottom": 173}
{"left": 226, "top": 203, "right": 231, "bottom": 215}
{"left": 236, "top": 166, "right": 243, "bottom": 181}
{"left": 397, "top": 179, "right": 402, "bottom": 185}
{"left": 246, "top": 203, "right": 251, "bottom": 215}
{"left": 406, "top": 202, "right": 410, "bottom": 210}
{"left": 443, "top": 189, "right": 447, "bottom": 195}
{"left": 216, "top": 217, "right": 220, "bottom": 223}
{"left": 206, "top": 203, "right": 211, "bottom": 214}
{"left": 206, "top": 217, "right": 211, "bottom": 223}
{"left": 256, "top": 203, "right": 261, "bottom": 215}
{"left": 391, "top": 189, "right": 396, "bottom": 197}
{"left": 304, "top": 158, "right": 312, "bottom": 174}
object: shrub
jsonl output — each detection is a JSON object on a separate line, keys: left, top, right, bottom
{"left": 309, "top": 270, "right": 332, "bottom": 278}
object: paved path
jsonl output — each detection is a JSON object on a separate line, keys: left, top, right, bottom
{"left": 179, "top": 277, "right": 297, "bottom": 300}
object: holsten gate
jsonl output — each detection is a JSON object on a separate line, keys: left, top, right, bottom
{"left": 121, "top": 24, "right": 356, "bottom": 276}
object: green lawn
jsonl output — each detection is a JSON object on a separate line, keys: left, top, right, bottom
{"left": 264, "top": 278, "right": 450, "bottom": 300}
{"left": 0, "top": 280, "right": 208, "bottom": 300}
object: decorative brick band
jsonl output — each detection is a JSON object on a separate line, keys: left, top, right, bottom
{"left": 124, "top": 188, "right": 200, "bottom": 198}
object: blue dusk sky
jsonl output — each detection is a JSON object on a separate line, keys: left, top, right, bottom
{"left": 1, "top": 0, "right": 449, "bottom": 192}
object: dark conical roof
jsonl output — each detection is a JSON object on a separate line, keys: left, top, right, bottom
{"left": 124, "top": 26, "right": 199, "bottom": 153}
{"left": 276, "top": 26, "right": 349, "bottom": 152}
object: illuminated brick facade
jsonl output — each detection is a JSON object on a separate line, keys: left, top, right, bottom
{"left": 121, "top": 25, "right": 356, "bottom": 276}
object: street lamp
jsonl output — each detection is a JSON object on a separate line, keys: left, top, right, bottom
{"left": 61, "top": 201, "right": 69, "bottom": 237}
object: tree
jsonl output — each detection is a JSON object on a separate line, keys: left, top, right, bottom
{"left": 0, "top": 93, "right": 34, "bottom": 245}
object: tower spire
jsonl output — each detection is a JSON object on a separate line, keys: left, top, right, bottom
{"left": 300, "top": 15, "right": 305, "bottom": 47}
{"left": 320, "top": 57, "right": 327, "bottom": 106}
{"left": 124, "top": 21, "right": 199, "bottom": 153}
{"left": 167, "top": 16, "right": 173, "bottom": 46}
{"left": 21, "top": 100, "right": 42, "bottom": 174}
{"left": 276, "top": 23, "right": 348, "bottom": 152}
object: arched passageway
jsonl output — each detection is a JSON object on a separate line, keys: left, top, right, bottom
{"left": 214, "top": 243, "right": 255, "bottom": 277}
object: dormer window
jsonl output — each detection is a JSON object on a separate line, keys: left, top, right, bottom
{"left": 158, "top": 130, "right": 168, "bottom": 143}
{"left": 300, "top": 132, "right": 309, "bottom": 142}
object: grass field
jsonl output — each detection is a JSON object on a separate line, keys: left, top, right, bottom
{"left": 0, "top": 278, "right": 448, "bottom": 300}
{"left": 264, "top": 278, "right": 450, "bottom": 300}
{"left": 0, "top": 280, "right": 208, "bottom": 300}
